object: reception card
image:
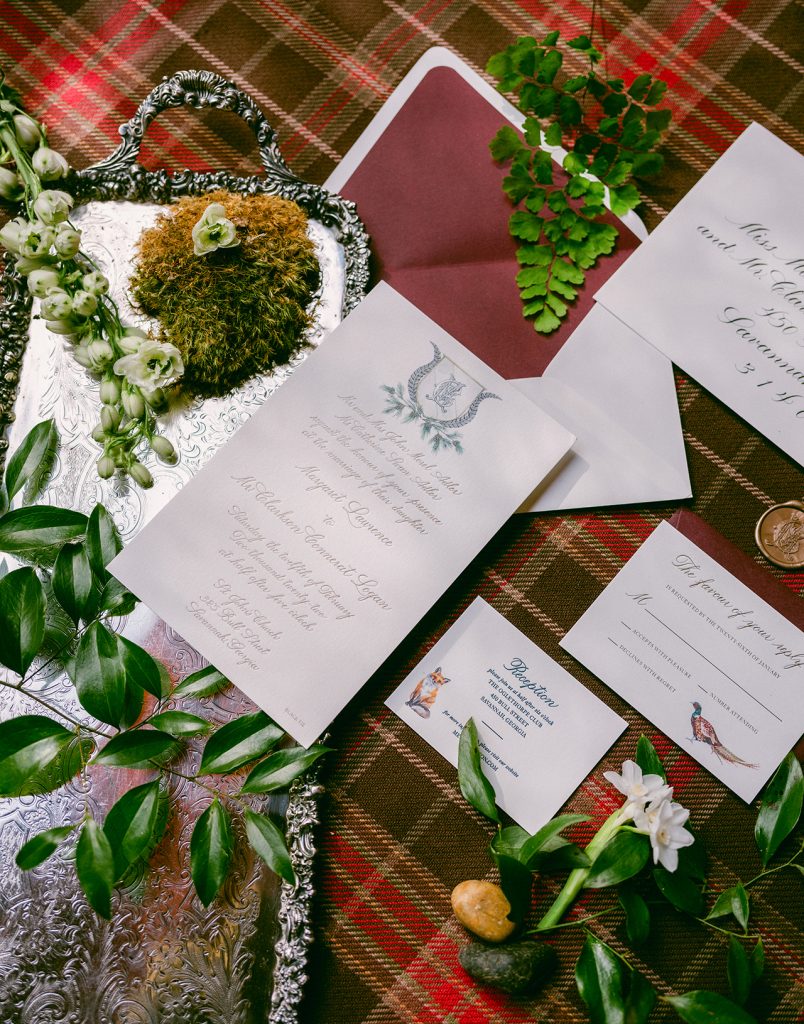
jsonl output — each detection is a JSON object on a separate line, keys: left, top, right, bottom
{"left": 597, "top": 123, "right": 804, "bottom": 466}
{"left": 561, "top": 520, "right": 804, "bottom": 802}
{"left": 110, "top": 284, "right": 573, "bottom": 746}
{"left": 386, "top": 598, "right": 626, "bottom": 833}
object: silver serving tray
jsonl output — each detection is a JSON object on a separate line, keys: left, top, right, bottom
{"left": 0, "top": 70, "right": 369, "bottom": 1024}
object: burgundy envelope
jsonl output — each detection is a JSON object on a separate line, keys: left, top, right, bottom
{"left": 338, "top": 65, "right": 641, "bottom": 380}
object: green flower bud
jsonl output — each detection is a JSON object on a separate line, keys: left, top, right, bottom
{"left": 13, "top": 113, "right": 40, "bottom": 151}
{"left": 54, "top": 224, "right": 81, "bottom": 257}
{"left": 129, "top": 461, "right": 154, "bottom": 489}
{"left": 88, "top": 338, "right": 114, "bottom": 368}
{"left": 31, "top": 146, "right": 69, "bottom": 180}
{"left": 118, "top": 326, "right": 148, "bottom": 353}
{"left": 82, "top": 271, "right": 109, "bottom": 296}
{"left": 151, "top": 435, "right": 177, "bottom": 463}
{"left": 27, "top": 267, "right": 61, "bottom": 297}
{"left": 41, "top": 289, "right": 73, "bottom": 320}
{"left": 143, "top": 387, "right": 166, "bottom": 409}
{"left": 99, "top": 377, "right": 120, "bottom": 404}
{"left": 73, "top": 344, "right": 93, "bottom": 368}
{"left": 32, "top": 189, "right": 74, "bottom": 226}
{"left": 100, "top": 404, "right": 120, "bottom": 433}
{"left": 91, "top": 424, "right": 107, "bottom": 443}
{"left": 121, "top": 388, "right": 145, "bottom": 418}
{"left": 46, "top": 317, "right": 83, "bottom": 337}
{"left": 71, "top": 289, "right": 97, "bottom": 316}
{"left": 0, "top": 166, "right": 22, "bottom": 201}
{"left": 96, "top": 455, "right": 115, "bottom": 479}
{"left": 15, "top": 255, "right": 54, "bottom": 274}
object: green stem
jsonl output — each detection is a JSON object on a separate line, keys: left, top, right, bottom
{"left": 696, "top": 917, "right": 760, "bottom": 940}
{"left": 535, "top": 808, "right": 625, "bottom": 931}
{"left": 744, "top": 844, "right": 804, "bottom": 888}
{"left": 0, "top": 674, "right": 108, "bottom": 737}
{"left": 528, "top": 905, "right": 618, "bottom": 933}
{"left": 160, "top": 764, "right": 248, "bottom": 808}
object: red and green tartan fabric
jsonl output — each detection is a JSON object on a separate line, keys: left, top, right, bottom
{"left": 0, "top": 1, "right": 802, "bottom": 1022}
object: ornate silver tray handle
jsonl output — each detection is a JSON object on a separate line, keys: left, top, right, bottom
{"left": 0, "top": 71, "right": 369, "bottom": 1024}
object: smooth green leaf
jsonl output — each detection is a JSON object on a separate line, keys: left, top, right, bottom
{"left": 150, "top": 710, "right": 212, "bottom": 738}
{"left": 677, "top": 831, "right": 707, "bottom": 881}
{"left": 0, "top": 506, "right": 87, "bottom": 562}
{"left": 191, "top": 798, "right": 234, "bottom": 906}
{"left": 585, "top": 830, "right": 650, "bottom": 888}
{"left": 653, "top": 866, "right": 704, "bottom": 916}
{"left": 104, "top": 779, "right": 161, "bottom": 881}
{"left": 541, "top": 29, "right": 559, "bottom": 46}
{"left": 3, "top": 419, "right": 59, "bottom": 503}
{"left": 199, "top": 711, "right": 284, "bottom": 775}
{"left": 749, "top": 938, "right": 764, "bottom": 981}
{"left": 93, "top": 729, "right": 179, "bottom": 768}
{"left": 665, "top": 990, "right": 758, "bottom": 1024}
{"left": 706, "top": 883, "right": 749, "bottom": 931}
{"left": 18, "top": 734, "right": 93, "bottom": 795}
{"left": 52, "top": 542, "right": 98, "bottom": 625}
{"left": 489, "top": 124, "right": 522, "bottom": 162}
{"left": 0, "top": 714, "right": 73, "bottom": 796}
{"left": 98, "top": 576, "right": 138, "bottom": 616}
{"left": 240, "top": 743, "right": 330, "bottom": 794}
{"left": 244, "top": 809, "right": 295, "bottom": 884}
{"left": 568, "top": 34, "right": 592, "bottom": 50}
{"left": 86, "top": 504, "right": 122, "bottom": 577}
{"left": 575, "top": 933, "right": 626, "bottom": 1024}
{"left": 755, "top": 752, "right": 803, "bottom": 866}
{"left": 0, "top": 566, "right": 46, "bottom": 675}
{"left": 626, "top": 970, "right": 657, "bottom": 1024}
{"left": 519, "top": 813, "right": 589, "bottom": 866}
{"left": 531, "top": 841, "right": 590, "bottom": 872}
{"left": 727, "top": 937, "right": 751, "bottom": 1005}
{"left": 618, "top": 886, "right": 651, "bottom": 944}
{"left": 15, "top": 824, "right": 75, "bottom": 870}
{"left": 117, "top": 636, "right": 164, "bottom": 700}
{"left": 489, "top": 846, "right": 531, "bottom": 925}
{"left": 75, "top": 818, "right": 115, "bottom": 919}
{"left": 71, "top": 621, "right": 127, "bottom": 727}
{"left": 635, "top": 734, "right": 667, "bottom": 781}
{"left": 457, "top": 718, "right": 499, "bottom": 822}
{"left": 173, "top": 663, "right": 230, "bottom": 699}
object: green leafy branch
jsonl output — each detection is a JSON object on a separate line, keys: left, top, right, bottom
{"left": 487, "top": 31, "right": 673, "bottom": 334}
{"left": 0, "top": 419, "right": 330, "bottom": 918}
{"left": 456, "top": 721, "right": 802, "bottom": 1022}
{"left": 381, "top": 383, "right": 464, "bottom": 453}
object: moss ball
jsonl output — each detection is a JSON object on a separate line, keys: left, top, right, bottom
{"left": 129, "top": 189, "right": 320, "bottom": 398}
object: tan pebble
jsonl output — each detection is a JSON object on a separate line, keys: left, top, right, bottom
{"left": 451, "top": 880, "right": 516, "bottom": 942}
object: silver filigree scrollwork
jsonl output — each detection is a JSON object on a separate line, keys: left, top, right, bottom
{"left": 0, "top": 70, "right": 370, "bottom": 1023}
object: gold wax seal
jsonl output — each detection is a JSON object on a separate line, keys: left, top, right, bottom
{"left": 755, "top": 500, "right": 804, "bottom": 569}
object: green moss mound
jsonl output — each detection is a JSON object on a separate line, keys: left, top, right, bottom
{"left": 130, "top": 190, "right": 319, "bottom": 398}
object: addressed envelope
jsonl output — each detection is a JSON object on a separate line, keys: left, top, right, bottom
{"left": 561, "top": 511, "right": 804, "bottom": 802}
{"left": 386, "top": 597, "right": 626, "bottom": 833}
{"left": 326, "top": 47, "right": 691, "bottom": 511}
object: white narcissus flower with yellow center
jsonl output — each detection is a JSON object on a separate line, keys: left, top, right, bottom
{"left": 634, "top": 798, "right": 695, "bottom": 872}
{"left": 113, "top": 339, "right": 184, "bottom": 391}
{"left": 603, "top": 759, "right": 672, "bottom": 821}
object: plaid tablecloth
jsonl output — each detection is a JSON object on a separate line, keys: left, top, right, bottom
{"left": 0, "top": 2, "right": 802, "bottom": 1022}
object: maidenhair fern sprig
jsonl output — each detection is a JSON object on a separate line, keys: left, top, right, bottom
{"left": 487, "top": 31, "right": 673, "bottom": 334}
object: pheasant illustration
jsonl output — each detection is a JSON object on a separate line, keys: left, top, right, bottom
{"left": 689, "top": 702, "right": 758, "bottom": 768}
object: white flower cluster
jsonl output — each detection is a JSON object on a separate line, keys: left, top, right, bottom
{"left": 0, "top": 95, "right": 182, "bottom": 486}
{"left": 604, "top": 760, "right": 694, "bottom": 872}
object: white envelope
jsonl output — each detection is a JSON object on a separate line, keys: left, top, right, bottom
{"left": 325, "top": 47, "right": 691, "bottom": 512}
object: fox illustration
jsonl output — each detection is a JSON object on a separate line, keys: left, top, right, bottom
{"left": 405, "top": 667, "right": 450, "bottom": 718}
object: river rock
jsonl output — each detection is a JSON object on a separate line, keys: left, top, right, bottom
{"left": 451, "top": 880, "right": 516, "bottom": 942}
{"left": 459, "top": 939, "right": 558, "bottom": 995}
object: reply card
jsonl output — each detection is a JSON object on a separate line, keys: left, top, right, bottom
{"left": 110, "top": 284, "right": 573, "bottom": 746}
{"left": 596, "top": 123, "right": 804, "bottom": 466}
{"left": 386, "top": 598, "right": 626, "bottom": 832}
{"left": 561, "top": 520, "right": 804, "bottom": 802}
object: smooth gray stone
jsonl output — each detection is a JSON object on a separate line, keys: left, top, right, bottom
{"left": 459, "top": 939, "right": 558, "bottom": 995}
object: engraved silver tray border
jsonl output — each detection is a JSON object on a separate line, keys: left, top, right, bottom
{"left": 0, "top": 70, "right": 370, "bottom": 1024}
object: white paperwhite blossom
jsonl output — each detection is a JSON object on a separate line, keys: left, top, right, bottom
{"left": 603, "top": 760, "right": 672, "bottom": 819}
{"left": 634, "top": 798, "right": 694, "bottom": 872}
{"left": 114, "top": 339, "right": 184, "bottom": 390}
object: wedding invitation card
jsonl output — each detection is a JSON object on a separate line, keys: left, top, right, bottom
{"left": 596, "top": 122, "right": 804, "bottom": 467}
{"left": 110, "top": 284, "right": 574, "bottom": 746}
{"left": 561, "top": 519, "right": 804, "bottom": 802}
{"left": 386, "top": 598, "right": 626, "bottom": 832}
